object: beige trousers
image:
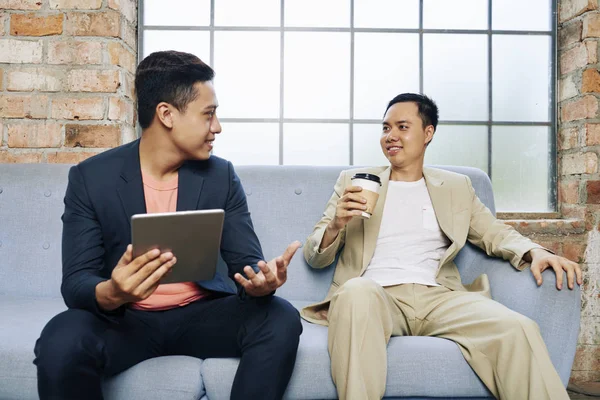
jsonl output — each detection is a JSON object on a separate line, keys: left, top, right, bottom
{"left": 327, "top": 277, "right": 569, "bottom": 400}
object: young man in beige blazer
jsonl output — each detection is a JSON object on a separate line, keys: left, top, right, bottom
{"left": 301, "top": 93, "right": 582, "bottom": 400}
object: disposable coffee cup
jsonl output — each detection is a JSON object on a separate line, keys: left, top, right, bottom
{"left": 351, "top": 173, "right": 382, "bottom": 219}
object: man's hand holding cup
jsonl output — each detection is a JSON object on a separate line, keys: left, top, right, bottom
{"left": 322, "top": 174, "right": 382, "bottom": 250}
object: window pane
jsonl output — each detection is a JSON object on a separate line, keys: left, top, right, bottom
{"left": 144, "top": 0, "right": 210, "bottom": 26}
{"left": 215, "top": 0, "right": 280, "bottom": 27}
{"left": 493, "top": 0, "right": 552, "bottom": 31}
{"left": 214, "top": 32, "right": 280, "bottom": 118}
{"left": 424, "top": 125, "right": 488, "bottom": 173}
{"left": 354, "top": 0, "right": 419, "bottom": 29}
{"left": 283, "top": 124, "right": 349, "bottom": 165}
{"left": 284, "top": 32, "right": 350, "bottom": 119}
{"left": 423, "top": 34, "right": 488, "bottom": 121}
{"left": 492, "top": 35, "right": 551, "bottom": 122}
{"left": 423, "top": 0, "right": 488, "bottom": 30}
{"left": 212, "top": 123, "right": 279, "bottom": 165}
{"left": 354, "top": 33, "right": 420, "bottom": 119}
{"left": 353, "top": 124, "right": 388, "bottom": 166}
{"left": 143, "top": 31, "right": 211, "bottom": 61}
{"left": 492, "top": 126, "right": 551, "bottom": 212}
{"left": 284, "top": 0, "right": 350, "bottom": 27}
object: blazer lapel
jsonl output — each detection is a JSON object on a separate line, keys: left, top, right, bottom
{"left": 423, "top": 168, "right": 454, "bottom": 242}
{"left": 117, "top": 139, "right": 147, "bottom": 230}
{"left": 176, "top": 162, "right": 204, "bottom": 211}
{"left": 361, "top": 166, "right": 391, "bottom": 272}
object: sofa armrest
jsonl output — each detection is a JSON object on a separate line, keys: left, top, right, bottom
{"left": 456, "top": 247, "right": 581, "bottom": 386}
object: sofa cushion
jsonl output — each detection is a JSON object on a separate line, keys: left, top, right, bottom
{"left": 103, "top": 356, "right": 204, "bottom": 400}
{"left": 0, "top": 295, "right": 205, "bottom": 400}
{"left": 0, "top": 296, "right": 66, "bottom": 400}
{"left": 201, "top": 301, "right": 492, "bottom": 400}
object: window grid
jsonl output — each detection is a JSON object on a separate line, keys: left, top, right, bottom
{"left": 138, "top": 0, "right": 558, "bottom": 210}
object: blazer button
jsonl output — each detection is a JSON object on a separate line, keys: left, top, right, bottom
{"left": 246, "top": 189, "right": 252, "bottom": 196}
{"left": 43, "top": 242, "right": 50, "bottom": 250}
{"left": 295, "top": 188, "right": 302, "bottom": 195}
{"left": 44, "top": 190, "right": 52, "bottom": 197}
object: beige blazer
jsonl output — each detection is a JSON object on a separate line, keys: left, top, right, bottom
{"left": 301, "top": 166, "right": 544, "bottom": 325}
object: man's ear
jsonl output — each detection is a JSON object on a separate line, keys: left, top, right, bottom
{"left": 425, "top": 125, "right": 435, "bottom": 145}
{"left": 156, "top": 102, "right": 174, "bottom": 129}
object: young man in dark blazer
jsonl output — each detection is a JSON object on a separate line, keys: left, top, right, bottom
{"left": 34, "top": 50, "right": 302, "bottom": 400}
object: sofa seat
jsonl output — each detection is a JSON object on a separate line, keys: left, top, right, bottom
{"left": 0, "top": 295, "right": 492, "bottom": 400}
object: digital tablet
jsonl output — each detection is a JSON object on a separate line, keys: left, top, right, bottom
{"left": 131, "top": 209, "right": 224, "bottom": 284}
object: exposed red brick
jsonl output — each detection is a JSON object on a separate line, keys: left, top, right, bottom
{"left": 560, "top": 181, "right": 580, "bottom": 204}
{"left": 586, "top": 124, "right": 600, "bottom": 145}
{"left": 0, "top": 94, "right": 48, "bottom": 119}
{"left": 51, "top": 97, "right": 105, "bottom": 120}
{"left": 66, "top": 69, "right": 119, "bottom": 93}
{"left": 48, "top": 40, "right": 103, "bottom": 65}
{"left": 0, "top": 150, "right": 43, "bottom": 163}
{"left": 562, "top": 242, "right": 587, "bottom": 262}
{"left": 561, "top": 95, "right": 599, "bottom": 122}
{"left": 108, "top": 0, "right": 136, "bottom": 24}
{"left": 586, "top": 180, "right": 600, "bottom": 203}
{"left": 49, "top": 0, "right": 102, "bottom": 9}
{"left": 46, "top": 150, "right": 98, "bottom": 163}
{"left": 559, "top": 126, "right": 579, "bottom": 150}
{"left": 560, "top": 19, "right": 583, "bottom": 47}
{"left": 0, "top": 0, "right": 43, "bottom": 10}
{"left": 561, "top": 43, "right": 589, "bottom": 74}
{"left": 10, "top": 13, "right": 63, "bottom": 36}
{"left": 65, "top": 11, "right": 120, "bottom": 37}
{"left": 582, "top": 68, "right": 600, "bottom": 93}
{"left": 583, "top": 12, "right": 600, "bottom": 38}
{"left": 7, "top": 122, "right": 62, "bottom": 148}
{"left": 65, "top": 123, "right": 120, "bottom": 148}
{"left": 560, "top": 0, "right": 599, "bottom": 23}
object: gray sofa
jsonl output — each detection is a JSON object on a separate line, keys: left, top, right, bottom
{"left": 0, "top": 163, "right": 580, "bottom": 400}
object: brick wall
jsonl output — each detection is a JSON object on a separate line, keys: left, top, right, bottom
{"left": 0, "top": 0, "right": 598, "bottom": 385}
{"left": 551, "top": 0, "right": 600, "bottom": 383}
{"left": 0, "top": 0, "right": 137, "bottom": 163}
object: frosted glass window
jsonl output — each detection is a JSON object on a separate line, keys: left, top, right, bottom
{"left": 284, "top": 33, "right": 350, "bottom": 119}
{"left": 354, "top": 0, "right": 419, "bottom": 29}
{"left": 493, "top": 0, "right": 552, "bottom": 31}
{"left": 423, "top": 34, "right": 488, "bottom": 121}
{"left": 353, "top": 124, "right": 388, "bottom": 167}
{"left": 423, "top": 0, "right": 488, "bottom": 30}
{"left": 283, "top": 124, "right": 349, "bottom": 165}
{"left": 214, "top": 32, "right": 280, "bottom": 118}
{"left": 493, "top": 35, "right": 551, "bottom": 122}
{"left": 215, "top": 0, "right": 280, "bottom": 27}
{"left": 424, "top": 125, "right": 488, "bottom": 173}
{"left": 144, "top": 0, "right": 210, "bottom": 26}
{"left": 492, "top": 126, "right": 551, "bottom": 212}
{"left": 285, "top": 0, "right": 350, "bottom": 28}
{"left": 143, "top": 31, "right": 210, "bottom": 61}
{"left": 212, "top": 123, "right": 279, "bottom": 165}
{"left": 354, "top": 33, "right": 420, "bottom": 119}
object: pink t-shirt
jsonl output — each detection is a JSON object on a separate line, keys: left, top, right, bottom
{"left": 131, "top": 171, "right": 210, "bottom": 311}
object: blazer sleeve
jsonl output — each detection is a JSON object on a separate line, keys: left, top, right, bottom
{"left": 465, "top": 176, "right": 546, "bottom": 270}
{"left": 61, "top": 165, "right": 124, "bottom": 321}
{"left": 219, "top": 161, "right": 265, "bottom": 285}
{"left": 303, "top": 171, "right": 347, "bottom": 269}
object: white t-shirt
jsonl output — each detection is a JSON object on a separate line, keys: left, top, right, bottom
{"left": 363, "top": 178, "right": 451, "bottom": 287}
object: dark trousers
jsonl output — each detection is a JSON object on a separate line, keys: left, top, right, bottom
{"left": 33, "top": 294, "right": 302, "bottom": 400}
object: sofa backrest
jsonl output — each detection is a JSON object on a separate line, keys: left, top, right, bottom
{"left": 0, "top": 164, "right": 495, "bottom": 301}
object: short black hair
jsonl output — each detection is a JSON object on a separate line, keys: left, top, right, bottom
{"left": 384, "top": 93, "right": 439, "bottom": 132}
{"left": 135, "top": 51, "right": 215, "bottom": 129}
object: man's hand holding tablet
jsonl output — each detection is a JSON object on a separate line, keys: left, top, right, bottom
{"left": 96, "top": 245, "right": 177, "bottom": 311}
